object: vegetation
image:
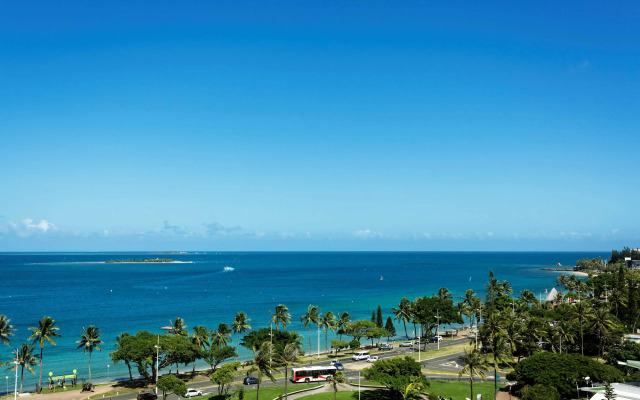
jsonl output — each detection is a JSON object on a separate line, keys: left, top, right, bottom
{"left": 28, "top": 316, "right": 61, "bottom": 393}
{"left": 75, "top": 325, "right": 103, "bottom": 383}
{"left": 210, "top": 361, "right": 240, "bottom": 398}
{"left": 362, "top": 355, "right": 429, "bottom": 400}
{"left": 156, "top": 374, "right": 187, "bottom": 400}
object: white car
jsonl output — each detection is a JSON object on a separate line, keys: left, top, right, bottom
{"left": 367, "top": 356, "right": 379, "bottom": 362}
{"left": 399, "top": 341, "right": 412, "bottom": 347}
{"left": 184, "top": 389, "right": 203, "bottom": 398}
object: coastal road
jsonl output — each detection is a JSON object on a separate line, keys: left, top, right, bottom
{"left": 102, "top": 337, "right": 472, "bottom": 400}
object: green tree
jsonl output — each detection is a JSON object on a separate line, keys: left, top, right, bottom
{"left": 191, "top": 325, "right": 210, "bottom": 373}
{"left": 0, "top": 315, "right": 15, "bottom": 345}
{"left": 28, "top": 316, "right": 61, "bottom": 393}
{"left": 330, "top": 339, "right": 349, "bottom": 355}
{"left": 169, "top": 318, "right": 188, "bottom": 337}
{"left": 393, "top": 298, "right": 412, "bottom": 338}
{"left": 299, "top": 305, "right": 320, "bottom": 356}
{"left": 346, "top": 320, "right": 376, "bottom": 343}
{"left": 210, "top": 361, "right": 240, "bottom": 398}
{"left": 604, "top": 382, "right": 616, "bottom": 400}
{"left": 250, "top": 342, "right": 278, "bottom": 400}
{"left": 590, "top": 304, "right": 620, "bottom": 359}
{"left": 385, "top": 316, "right": 397, "bottom": 341}
{"left": 276, "top": 342, "right": 300, "bottom": 400}
{"left": 458, "top": 348, "right": 489, "bottom": 400}
{"left": 231, "top": 312, "right": 251, "bottom": 362}
{"left": 241, "top": 328, "right": 303, "bottom": 357}
{"left": 9, "top": 343, "right": 39, "bottom": 393}
{"left": 202, "top": 345, "right": 236, "bottom": 372}
{"left": 327, "top": 371, "right": 348, "bottom": 400}
{"left": 76, "top": 325, "right": 103, "bottom": 383}
{"left": 376, "top": 305, "right": 383, "bottom": 328}
{"left": 320, "top": 312, "right": 337, "bottom": 353}
{"left": 336, "top": 312, "right": 351, "bottom": 340}
{"left": 571, "top": 299, "right": 593, "bottom": 356}
{"left": 162, "top": 335, "right": 201, "bottom": 375}
{"left": 156, "top": 374, "right": 187, "bottom": 400}
{"left": 110, "top": 333, "right": 134, "bottom": 380}
{"left": 211, "top": 323, "right": 232, "bottom": 347}
{"left": 270, "top": 304, "right": 292, "bottom": 331}
{"left": 520, "top": 384, "right": 560, "bottom": 400}
{"left": 363, "top": 355, "right": 429, "bottom": 400}
{"left": 489, "top": 335, "right": 512, "bottom": 400}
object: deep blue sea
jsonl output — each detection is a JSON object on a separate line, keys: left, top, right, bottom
{"left": 0, "top": 251, "right": 607, "bottom": 390}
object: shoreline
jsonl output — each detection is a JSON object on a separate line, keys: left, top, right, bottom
{"left": 541, "top": 268, "right": 590, "bottom": 277}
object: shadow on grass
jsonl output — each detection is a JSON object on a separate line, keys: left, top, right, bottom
{"left": 113, "top": 379, "right": 151, "bottom": 389}
{"left": 352, "top": 389, "right": 391, "bottom": 400}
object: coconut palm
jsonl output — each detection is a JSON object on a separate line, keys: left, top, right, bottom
{"left": 277, "top": 342, "right": 301, "bottom": 400}
{"left": 231, "top": 312, "right": 251, "bottom": 362}
{"left": 251, "top": 341, "right": 278, "bottom": 400}
{"left": 459, "top": 347, "right": 490, "bottom": 400}
{"left": 320, "top": 312, "right": 337, "bottom": 353}
{"left": 520, "top": 289, "right": 538, "bottom": 307}
{"left": 9, "top": 343, "right": 39, "bottom": 393}
{"left": 269, "top": 304, "right": 292, "bottom": 331}
{"left": 590, "top": 304, "right": 619, "bottom": 359}
{"left": 393, "top": 297, "right": 412, "bottom": 338}
{"left": 571, "top": 299, "right": 593, "bottom": 356}
{"left": 169, "top": 318, "right": 188, "bottom": 336}
{"left": 336, "top": 312, "right": 351, "bottom": 340}
{"left": 191, "top": 325, "right": 210, "bottom": 373}
{"left": 0, "top": 315, "right": 15, "bottom": 345}
{"left": 327, "top": 371, "right": 348, "bottom": 400}
{"left": 437, "top": 287, "right": 452, "bottom": 301}
{"left": 76, "top": 325, "right": 103, "bottom": 384}
{"left": 300, "top": 305, "right": 320, "bottom": 356}
{"left": 28, "top": 316, "right": 61, "bottom": 393}
{"left": 489, "top": 335, "right": 512, "bottom": 399}
{"left": 211, "top": 323, "right": 232, "bottom": 347}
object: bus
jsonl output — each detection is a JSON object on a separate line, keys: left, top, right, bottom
{"left": 290, "top": 366, "right": 337, "bottom": 383}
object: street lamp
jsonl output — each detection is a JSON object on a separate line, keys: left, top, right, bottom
{"left": 317, "top": 323, "right": 320, "bottom": 360}
{"left": 436, "top": 309, "right": 441, "bottom": 352}
{"left": 154, "top": 334, "right": 161, "bottom": 394}
{"left": 5, "top": 376, "right": 8, "bottom": 397}
{"left": 107, "top": 365, "right": 110, "bottom": 382}
{"left": 13, "top": 349, "right": 18, "bottom": 400}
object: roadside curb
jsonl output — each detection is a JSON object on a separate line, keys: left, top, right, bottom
{"left": 270, "top": 384, "right": 323, "bottom": 400}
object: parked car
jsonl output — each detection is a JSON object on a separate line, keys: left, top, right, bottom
{"left": 184, "top": 389, "right": 203, "bottom": 398}
{"left": 378, "top": 344, "right": 393, "bottom": 350}
{"left": 428, "top": 336, "right": 442, "bottom": 342}
{"left": 332, "top": 361, "right": 345, "bottom": 371}
{"left": 352, "top": 350, "right": 371, "bottom": 361}
{"left": 399, "top": 341, "right": 412, "bottom": 347}
{"left": 367, "top": 356, "right": 379, "bottom": 362}
{"left": 243, "top": 376, "right": 259, "bottom": 385}
{"left": 137, "top": 392, "right": 158, "bottom": 400}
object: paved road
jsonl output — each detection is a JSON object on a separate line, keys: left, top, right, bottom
{"left": 104, "top": 337, "right": 473, "bottom": 400}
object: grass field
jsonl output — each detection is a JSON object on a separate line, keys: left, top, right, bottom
{"left": 206, "top": 383, "right": 318, "bottom": 400}
{"left": 295, "top": 381, "right": 503, "bottom": 400}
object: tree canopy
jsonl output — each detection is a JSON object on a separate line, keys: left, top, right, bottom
{"left": 363, "top": 355, "right": 429, "bottom": 400}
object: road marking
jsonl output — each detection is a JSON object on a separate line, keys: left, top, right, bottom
{"left": 440, "top": 361, "right": 461, "bottom": 368}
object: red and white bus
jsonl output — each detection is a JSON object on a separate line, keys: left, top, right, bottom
{"left": 290, "top": 366, "right": 337, "bottom": 383}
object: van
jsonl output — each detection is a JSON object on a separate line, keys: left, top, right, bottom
{"left": 352, "top": 351, "right": 370, "bottom": 361}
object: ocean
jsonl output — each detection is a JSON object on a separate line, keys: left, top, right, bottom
{"left": 0, "top": 251, "right": 607, "bottom": 390}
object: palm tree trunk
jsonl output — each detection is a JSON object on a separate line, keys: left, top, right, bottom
{"left": 494, "top": 369, "right": 497, "bottom": 400}
{"left": 236, "top": 334, "right": 240, "bottom": 362}
{"left": 39, "top": 346, "right": 43, "bottom": 393}
{"left": 284, "top": 367, "right": 288, "bottom": 400}
{"left": 403, "top": 320, "right": 408, "bottom": 338}
{"left": 126, "top": 361, "right": 133, "bottom": 380}
{"left": 470, "top": 378, "right": 474, "bottom": 400}
{"left": 308, "top": 327, "right": 312, "bottom": 358}
{"left": 580, "top": 319, "right": 584, "bottom": 356}
{"left": 89, "top": 350, "right": 92, "bottom": 383}
{"left": 20, "top": 365, "right": 24, "bottom": 393}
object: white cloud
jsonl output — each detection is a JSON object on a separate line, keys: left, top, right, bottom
{"left": 352, "top": 229, "right": 384, "bottom": 239}
{"left": 203, "top": 221, "right": 242, "bottom": 236}
{"left": 2, "top": 218, "right": 58, "bottom": 237}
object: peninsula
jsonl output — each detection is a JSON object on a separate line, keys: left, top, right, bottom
{"left": 105, "top": 258, "right": 175, "bottom": 263}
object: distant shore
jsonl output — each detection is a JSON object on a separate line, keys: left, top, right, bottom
{"left": 541, "top": 267, "right": 590, "bottom": 277}
{"left": 104, "top": 258, "right": 192, "bottom": 264}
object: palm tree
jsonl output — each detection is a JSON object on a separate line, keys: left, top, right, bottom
{"left": 9, "top": 343, "right": 39, "bottom": 393}
{"left": 251, "top": 342, "right": 278, "bottom": 400}
{"left": 269, "top": 304, "right": 292, "bottom": 331}
{"left": 76, "top": 325, "right": 103, "bottom": 384}
{"left": 393, "top": 297, "right": 412, "bottom": 338}
{"left": 191, "top": 325, "right": 210, "bottom": 373}
{"left": 336, "top": 312, "right": 351, "bottom": 340}
{"left": 571, "top": 299, "right": 593, "bottom": 356}
{"left": 300, "top": 305, "right": 320, "bottom": 356}
{"left": 320, "top": 312, "right": 337, "bottom": 353}
{"left": 458, "top": 347, "right": 490, "bottom": 400}
{"left": 520, "top": 289, "right": 538, "bottom": 307}
{"left": 277, "top": 342, "right": 301, "bottom": 400}
{"left": 327, "top": 371, "right": 348, "bottom": 400}
{"left": 169, "top": 318, "right": 188, "bottom": 336}
{"left": 28, "top": 316, "right": 61, "bottom": 393}
{"left": 590, "top": 304, "right": 618, "bottom": 359}
{"left": 211, "top": 323, "right": 232, "bottom": 347}
{"left": 437, "top": 287, "right": 452, "bottom": 301}
{"left": 0, "top": 315, "right": 15, "bottom": 345}
{"left": 489, "top": 335, "right": 512, "bottom": 399}
{"left": 110, "top": 333, "right": 133, "bottom": 380}
{"left": 231, "top": 312, "right": 251, "bottom": 362}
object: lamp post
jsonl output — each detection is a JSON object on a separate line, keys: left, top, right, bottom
{"left": 154, "top": 334, "right": 161, "bottom": 394}
{"left": 5, "top": 376, "right": 8, "bottom": 397}
{"left": 13, "top": 349, "right": 18, "bottom": 400}
{"left": 107, "top": 365, "right": 110, "bottom": 382}
{"left": 317, "top": 323, "right": 320, "bottom": 360}
{"left": 436, "top": 309, "right": 441, "bottom": 352}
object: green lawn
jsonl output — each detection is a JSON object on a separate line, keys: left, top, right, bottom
{"left": 206, "top": 383, "right": 318, "bottom": 400}
{"left": 295, "top": 381, "right": 504, "bottom": 400}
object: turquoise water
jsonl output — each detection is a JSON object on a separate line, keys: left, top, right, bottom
{"left": 0, "top": 251, "right": 607, "bottom": 389}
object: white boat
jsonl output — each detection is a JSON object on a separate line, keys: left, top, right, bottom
{"left": 224, "top": 266, "right": 235, "bottom": 272}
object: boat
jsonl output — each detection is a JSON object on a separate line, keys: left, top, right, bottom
{"left": 224, "top": 266, "right": 235, "bottom": 272}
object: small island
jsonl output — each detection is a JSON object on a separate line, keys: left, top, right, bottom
{"left": 105, "top": 258, "right": 175, "bottom": 263}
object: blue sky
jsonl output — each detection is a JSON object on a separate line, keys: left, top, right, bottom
{"left": 1, "top": 1, "right": 638, "bottom": 251}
